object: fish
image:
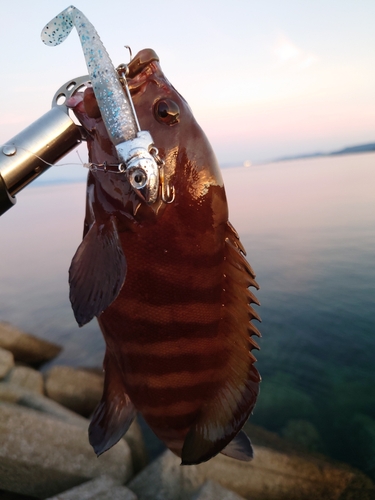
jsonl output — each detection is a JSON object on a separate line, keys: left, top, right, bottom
{"left": 42, "top": 7, "right": 261, "bottom": 465}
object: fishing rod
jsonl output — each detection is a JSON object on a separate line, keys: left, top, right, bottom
{"left": 0, "top": 77, "right": 89, "bottom": 216}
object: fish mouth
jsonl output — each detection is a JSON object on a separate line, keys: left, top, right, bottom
{"left": 127, "top": 48, "right": 159, "bottom": 78}
{"left": 123, "top": 49, "right": 161, "bottom": 95}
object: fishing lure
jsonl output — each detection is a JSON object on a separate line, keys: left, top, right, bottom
{"left": 42, "top": 5, "right": 160, "bottom": 205}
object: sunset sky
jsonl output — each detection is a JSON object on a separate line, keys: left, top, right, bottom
{"left": 1, "top": 0, "right": 374, "bottom": 172}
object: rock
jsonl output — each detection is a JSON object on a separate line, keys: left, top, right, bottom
{"left": 192, "top": 480, "right": 245, "bottom": 500}
{"left": 0, "top": 321, "right": 61, "bottom": 365}
{"left": 281, "top": 419, "right": 325, "bottom": 453}
{"left": 137, "top": 414, "right": 166, "bottom": 460}
{"left": 5, "top": 366, "right": 44, "bottom": 394}
{"left": 343, "top": 413, "right": 375, "bottom": 482}
{"left": 0, "top": 402, "right": 133, "bottom": 498}
{"left": 128, "top": 450, "right": 201, "bottom": 500}
{"left": 197, "top": 447, "right": 375, "bottom": 500}
{"left": 45, "top": 365, "right": 103, "bottom": 416}
{"left": 129, "top": 447, "right": 374, "bottom": 500}
{"left": 46, "top": 475, "right": 138, "bottom": 500}
{"left": 94, "top": 486, "right": 137, "bottom": 500}
{"left": 124, "top": 419, "right": 149, "bottom": 473}
{"left": 250, "top": 373, "right": 317, "bottom": 433}
{"left": 0, "top": 382, "right": 87, "bottom": 428}
{"left": 0, "top": 490, "right": 36, "bottom": 499}
{"left": 244, "top": 422, "right": 309, "bottom": 455}
{"left": 0, "top": 347, "right": 14, "bottom": 379}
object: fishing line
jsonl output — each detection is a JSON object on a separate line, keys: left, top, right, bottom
{"left": 3, "top": 144, "right": 84, "bottom": 168}
{"left": 4, "top": 144, "right": 174, "bottom": 203}
{"left": 8, "top": 144, "right": 127, "bottom": 175}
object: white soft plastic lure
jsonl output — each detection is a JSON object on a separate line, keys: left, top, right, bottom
{"left": 41, "top": 5, "right": 160, "bottom": 204}
{"left": 41, "top": 5, "right": 137, "bottom": 143}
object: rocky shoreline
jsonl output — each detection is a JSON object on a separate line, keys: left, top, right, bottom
{"left": 0, "top": 321, "right": 374, "bottom": 500}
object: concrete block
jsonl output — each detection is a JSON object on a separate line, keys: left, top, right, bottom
{"left": 46, "top": 475, "right": 138, "bottom": 499}
{"left": 45, "top": 365, "right": 103, "bottom": 416}
{"left": 0, "top": 321, "right": 61, "bottom": 364}
{"left": 5, "top": 366, "right": 44, "bottom": 394}
{"left": 128, "top": 450, "right": 201, "bottom": 500}
{"left": 0, "top": 347, "right": 14, "bottom": 379}
{"left": 128, "top": 446, "right": 374, "bottom": 500}
{"left": 0, "top": 382, "right": 87, "bottom": 428}
{"left": 195, "top": 446, "right": 375, "bottom": 500}
{"left": 0, "top": 402, "right": 133, "bottom": 498}
{"left": 192, "top": 480, "right": 245, "bottom": 500}
{"left": 124, "top": 419, "right": 149, "bottom": 473}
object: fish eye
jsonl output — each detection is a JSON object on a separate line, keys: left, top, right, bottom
{"left": 154, "top": 99, "right": 180, "bottom": 125}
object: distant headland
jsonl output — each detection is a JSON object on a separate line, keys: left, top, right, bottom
{"left": 221, "top": 142, "right": 375, "bottom": 169}
{"left": 272, "top": 142, "right": 375, "bottom": 163}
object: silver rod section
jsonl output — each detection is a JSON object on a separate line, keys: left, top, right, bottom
{"left": 0, "top": 106, "right": 81, "bottom": 197}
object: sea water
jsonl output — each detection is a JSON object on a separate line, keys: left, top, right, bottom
{"left": 225, "top": 153, "right": 375, "bottom": 477}
{"left": 0, "top": 152, "right": 374, "bottom": 476}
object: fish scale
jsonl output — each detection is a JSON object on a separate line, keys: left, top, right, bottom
{"left": 95, "top": 183, "right": 258, "bottom": 459}
{"left": 67, "top": 45, "right": 261, "bottom": 464}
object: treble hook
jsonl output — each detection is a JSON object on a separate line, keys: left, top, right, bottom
{"left": 162, "top": 181, "right": 175, "bottom": 204}
{"left": 118, "top": 46, "right": 132, "bottom": 77}
{"left": 148, "top": 146, "right": 174, "bottom": 204}
{"left": 124, "top": 45, "right": 133, "bottom": 62}
{"left": 159, "top": 164, "right": 175, "bottom": 204}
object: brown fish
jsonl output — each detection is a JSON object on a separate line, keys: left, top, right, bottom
{"left": 68, "top": 49, "right": 261, "bottom": 465}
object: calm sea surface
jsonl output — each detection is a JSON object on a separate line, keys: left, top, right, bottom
{"left": 1, "top": 152, "right": 374, "bottom": 476}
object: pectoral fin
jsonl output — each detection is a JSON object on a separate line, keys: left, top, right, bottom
{"left": 89, "top": 350, "right": 136, "bottom": 456}
{"left": 69, "top": 216, "right": 126, "bottom": 326}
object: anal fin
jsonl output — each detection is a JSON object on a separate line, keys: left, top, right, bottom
{"left": 89, "top": 350, "right": 136, "bottom": 456}
{"left": 221, "top": 430, "right": 253, "bottom": 461}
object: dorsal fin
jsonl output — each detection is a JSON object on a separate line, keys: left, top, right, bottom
{"left": 181, "top": 222, "right": 261, "bottom": 465}
{"left": 89, "top": 350, "right": 136, "bottom": 456}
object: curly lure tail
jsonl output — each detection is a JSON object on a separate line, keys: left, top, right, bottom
{"left": 41, "top": 5, "right": 138, "bottom": 144}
